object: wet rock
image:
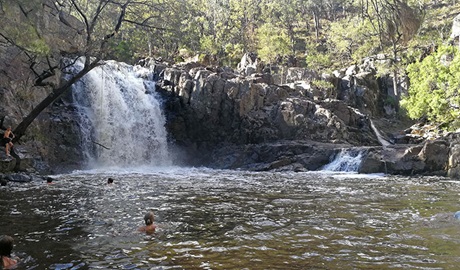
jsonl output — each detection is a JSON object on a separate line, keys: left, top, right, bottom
{"left": 358, "top": 149, "right": 385, "bottom": 174}
{"left": 418, "top": 139, "right": 449, "bottom": 172}
{"left": 447, "top": 133, "right": 460, "bottom": 178}
{"left": 6, "top": 173, "right": 32, "bottom": 182}
{"left": 0, "top": 154, "right": 16, "bottom": 172}
{"left": 207, "top": 140, "right": 347, "bottom": 172}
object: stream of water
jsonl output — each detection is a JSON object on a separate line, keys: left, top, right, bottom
{"left": 1, "top": 168, "right": 460, "bottom": 269}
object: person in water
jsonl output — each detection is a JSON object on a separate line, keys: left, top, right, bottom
{"left": 2, "top": 127, "right": 14, "bottom": 157}
{"left": 0, "top": 235, "right": 18, "bottom": 269}
{"left": 107, "top": 178, "right": 114, "bottom": 184}
{"left": 138, "top": 211, "right": 156, "bottom": 233}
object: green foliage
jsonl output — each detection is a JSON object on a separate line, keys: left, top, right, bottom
{"left": 384, "top": 96, "right": 398, "bottom": 107}
{"left": 0, "top": 1, "right": 51, "bottom": 56}
{"left": 224, "top": 43, "right": 244, "bottom": 67}
{"left": 305, "top": 42, "right": 332, "bottom": 71}
{"left": 200, "top": 35, "right": 219, "bottom": 55}
{"left": 311, "top": 79, "right": 334, "bottom": 90}
{"left": 401, "top": 45, "right": 460, "bottom": 129}
{"left": 108, "top": 40, "right": 134, "bottom": 63}
{"left": 256, "top": 23, "right": 290, "bottom": 63}
{"left": 327, "top": 18, "right": 380, "bottom": 67}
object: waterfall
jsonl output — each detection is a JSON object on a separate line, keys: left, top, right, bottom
{"left": 71, "top": 60, "right": 171, "bottom": 168}
{"left": 369, "top": 119, "right": 392, "bottom": 147}
{"left": 322, "top": 148, "right": 366, "bottom": 172}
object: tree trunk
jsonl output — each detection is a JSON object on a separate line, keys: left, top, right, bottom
{"left": 313, "top": 9, "right": 320, "bottom": 41}
{"left": 13, "top": 62, "right": 98, "bottom": 143}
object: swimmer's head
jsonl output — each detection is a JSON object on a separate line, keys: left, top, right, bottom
{"left": 0, "top": 235, "right": 14, "bottom": 257}
{"left": 107, "top": 178, "right": 114, "bottom": 184}
{"left": 144, "top": 211, "right": 154, "bottom": 225}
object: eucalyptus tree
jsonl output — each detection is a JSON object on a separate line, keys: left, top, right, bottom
{"left": 0, "top": 0, "right": 165, "bottom": 141}
{"left": 327, "top": 18, "right": 378, "bottom": 66}
{"left": 364, "top": 0, "right": 422, "bottom": 99}
{"left": 228, "top": 0, "right": 261, "bottom": 54}
{"left": 118, "top": 0, "right": 188, "bottom": 62}
{"left": 259, "top": 0, "right": 296, "bottom": 55}
{"left": 176, "top": 0, "right": 263, "bottom": 66}
{"left": 256, "top": 22, "right": 290, "bottom": 65}
{"left": 198, "top": 0, "right": 232, "bottom": 58}
{"left": 305, "top": 0, "right": 325, "bottom": 40}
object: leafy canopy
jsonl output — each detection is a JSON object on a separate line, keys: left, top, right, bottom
{"left": 401, "top": 45, "right": 460, "bottom": 129}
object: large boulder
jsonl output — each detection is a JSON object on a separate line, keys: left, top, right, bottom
{"left": 359, "top": 138, "right": 450, "bottom": 176}
{"left": 237, "top": 52, "right": 261, "bottom": 76}
{"left": 447, "top": 133, "right": 460, "bottom": 178}
{"left": 418, "top": 139, "right": 449, "bottom": 172}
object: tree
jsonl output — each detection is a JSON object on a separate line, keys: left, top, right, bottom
{"left": 401, "top": 45, "right": 460, "bottom": 129}
{"left": 0, "top": 0, "right": 160, "bottom": 143}
{"left": 256, "top": 23, "right": 291, "bottom": 65}
{"left": 365, "top": 0, "right": 422, "bottom": 99}
{"left": 327, "top": 17, "right": 378, "bottom": 66}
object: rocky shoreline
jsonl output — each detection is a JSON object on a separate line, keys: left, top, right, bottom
{"left": 2, "top": 53, "right": 460, "bottom": 179}
{"left": 147, "top": 54, "right": 459, "bottom": 178}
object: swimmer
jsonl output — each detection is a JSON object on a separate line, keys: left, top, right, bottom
{"left": 107, "top": 178, "right": 114, "bottom": 184}
{"left": 0, "top": 235, "right": 18, "bottom": 269}
{"left": 46, "top": 177, "right": 53, "bottom": 184}
{"left": 138, "top": 211, "right": 156, "bottom": 234}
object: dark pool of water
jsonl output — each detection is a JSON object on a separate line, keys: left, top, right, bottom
{"left": 1, "top": 167, "right": 460, "bottom": 269}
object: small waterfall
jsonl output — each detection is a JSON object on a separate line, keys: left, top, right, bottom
{"left": 370, "top": 119, "right": 392, "bottom": 147}
{"left": 322, "top": 148, "right": 366, "bottom": 172}
{"left": 71, "top": 60, "right": 171, "bottom": 168}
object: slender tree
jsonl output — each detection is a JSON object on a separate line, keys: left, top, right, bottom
{"left": 0, "top": 0, "right": 161, "bottom": 142}
{"left": 365, "top": 0, "right": 422, "bottom": 98}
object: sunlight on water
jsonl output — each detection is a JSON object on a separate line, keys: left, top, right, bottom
{"left": 2, "top": 169, "right": 460, "bottom": 269}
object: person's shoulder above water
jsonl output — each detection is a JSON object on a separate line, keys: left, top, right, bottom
{"left": 0, "top": 235, "right": 18, "bottom": 269}
{"left": 2, "top": 256, "right": 17, "bottom": 269}
{"left": 138, "top": 211, "right": 156, "bottom": 234}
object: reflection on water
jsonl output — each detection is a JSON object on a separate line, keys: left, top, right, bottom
{"left": 1, "top": 168, "right": 460, "bottom": 269}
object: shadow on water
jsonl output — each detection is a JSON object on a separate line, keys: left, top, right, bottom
{"left": 2, "top": 168, "right": 460, "bottom": 269}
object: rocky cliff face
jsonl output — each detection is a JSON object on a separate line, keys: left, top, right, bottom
{"left": 1, "top": 6, "right": 458, "bottom": 177}
{"left": 147, "top": 55, "right": 392, "bottom": 169}
{"left": 144, "top": 56, "right": 457, "bottom": 176}
{"left": 0, "top": 1, "right": 84, "bottom": 173}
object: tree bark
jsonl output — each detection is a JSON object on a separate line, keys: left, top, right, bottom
{"left": 313, "top": 9, "right": 320, "bottom": 41}
{"left": 13, "top": 61, "right": 99, "bottom": 142}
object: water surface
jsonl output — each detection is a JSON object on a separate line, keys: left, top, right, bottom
{"left": 1, "top": 168, "right": 460, "bottom": 269}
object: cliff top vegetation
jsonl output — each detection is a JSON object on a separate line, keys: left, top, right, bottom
{"left": 1, "top": 0, "right": 460, "bottom": 132}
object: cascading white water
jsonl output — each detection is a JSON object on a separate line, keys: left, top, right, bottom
{"left": 71, "top": 60, "right": 171, "bottom": 168}
{"left": 322, "top": 148, "right": 365, "bottom": 172}
{"left": 370, "top": 119, "right": 392, "bottom": 147}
